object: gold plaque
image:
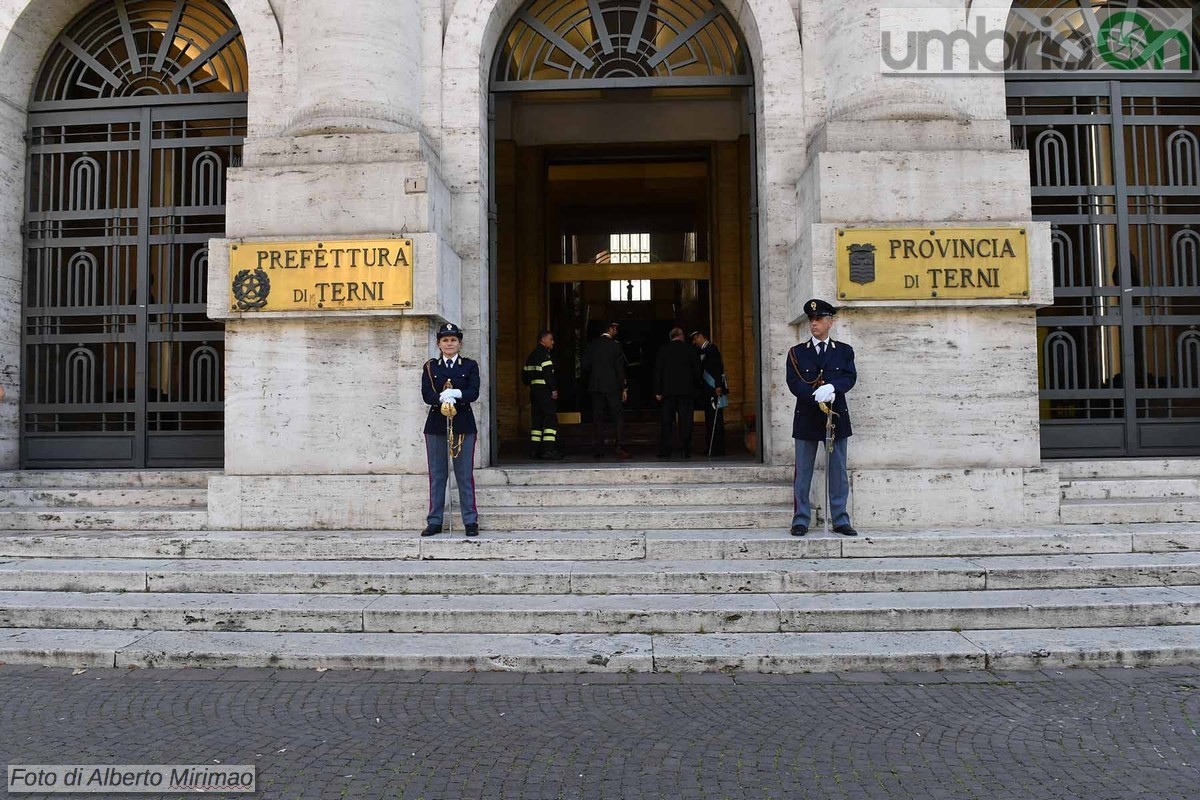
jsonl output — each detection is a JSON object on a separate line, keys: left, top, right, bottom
{"left": 229, "top": 238, "right": 414, "bottom": 312}
{"left": 835, "top": 227, "right": 1029, "bottom": 301}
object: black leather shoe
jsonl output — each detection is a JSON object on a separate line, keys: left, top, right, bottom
{"left": 420, "top": 524, "right": 442, "bottom": 537}
{"left": 833, "top": 524, "right": 858, "bottom": 537}
{"left": 464, "top": 523, "right": 479, "bottom": 537}
{"left": 790, "top": 524, "right": 808, "bottom": 537}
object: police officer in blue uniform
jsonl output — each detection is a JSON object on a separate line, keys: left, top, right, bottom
{"left": 421, "top": 322, "right": 481, "bottom": 537}
{"left": 786, "top": 299, "right": 858, "bottom": 537}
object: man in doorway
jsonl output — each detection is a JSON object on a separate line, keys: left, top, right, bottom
{"left": 690, "top": 330, "right": 728, "bottom": 456}
{"left": 420, "top": 322, "right": 481, "bottom": 537}
{"left": 522, "top": 329, "right": 564, "bottom": 460}
{"left": 655, "top": 327, "right": 702, "bottom": 459}
{"left": 785, "top": 299, "right": 857, "bottom": 537}
{"left": 581, "top": 321, "right": 629, "bottom": 460}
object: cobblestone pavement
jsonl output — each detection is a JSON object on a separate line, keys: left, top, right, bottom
{"left": 3, "top": 665, "right": 1200, "bottom": 800}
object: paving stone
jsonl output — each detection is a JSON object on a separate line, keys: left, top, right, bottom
{"left": 890, "top": 671, "right": 949, "bottom": 684}
{"left": 576, "top": 673, "right": 628, "bottom": 684}
{"left": 679, "top": 672, "right": 736, "bottom": 684}
{"left": 941, "top": 670, "right": 1004, "bottom": 683}
{"left": 7, "top": 664, "right": 1197, "bottom": 798}
{"left": 420, "top": 672, "right": 475, "bottom": 683}
{"left": 836, "top": 671, "right": 894, "bottom": 683}
{"left": 470, "top": 671, "right": 527, "bottom": 683}
{"left": 731, "top": 672, "right": 794, "bottom": 684}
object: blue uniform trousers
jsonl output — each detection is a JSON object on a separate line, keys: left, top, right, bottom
{"left": 426, "top": 433, "right": 478, "bottom": 526}
{"left": 792, "top": 437, "right": 851, "bottom": 528}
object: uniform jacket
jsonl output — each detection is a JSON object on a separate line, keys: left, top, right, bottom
{"left": 581, "top": 334, "right": 626, "bottom": 394}
{"left": 786, "top": 339, "right": 856, "bottom": 441}
{"left": 654, "top": 339, "right": 701, "bottom": 397}
{"left": 698, "top": 341, "right": 727, "bottom": 395}
{"left": 522, "top": 345, "right": 556, "bottom": 392}
{"left": 422, "top": 356, "right": 481, "bottom": 436}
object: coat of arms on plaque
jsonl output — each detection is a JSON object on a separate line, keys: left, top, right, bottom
{"left": 847, "top": 243, "right": 876, "bottom": 285}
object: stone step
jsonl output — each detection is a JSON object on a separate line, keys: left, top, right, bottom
{"left": 1060, "top": 477, "right": 1200, "bottom": 501}
{"left": 474, "top": 484, "right": 791, "bottom": 507}
{"left": 1054, "top": 459, "right": 1200, "bottom": 480}
{"left": 4, "top": 525, "right": 1199, "bottom": 561}
{"left": 0, "top": 509, "right": 208, "bottom": 531}
{"left": 0, "top": 488, "right": 207, "bottom": 509}
{"left": 6, "top": 551, "right": 1200, "bottom": 594}
{"left": 1060, "top": 498, "right": 1200, "bottom": 525}
{"left": 478, "top": 504, "right": 793, "bottom": 530}
{"left": 473, "top": 465, "right": 794, "bottom": 487}
{"left": 2, "top": 586, "right": 1198, "bottom": 635}
{"left": 0, "top": 471, "right": 214, "bottom": 489}
{"left": 654, "top": 625, "right": 1200, "bottom": 673}
{"left": 6, "top": 624, "right": 1200, "bottom": 672}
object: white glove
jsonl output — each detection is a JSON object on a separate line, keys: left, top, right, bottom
{"left": 813, "top": 384, "right": 835, "bottom": 404}
{"left": 439, "top": 388, "right": 462, "bottom": 402}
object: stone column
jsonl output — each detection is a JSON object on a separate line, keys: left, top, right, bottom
{"left": 284, "top": 0, "right": 423, "bottom": 135}
{"left": 788, "top": 0, "right": 1060, "bottom": 526}
{"left": 205, "top": 1, "right": 463, "bottom": 530}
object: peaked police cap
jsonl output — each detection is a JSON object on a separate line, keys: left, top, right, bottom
{"left": 436, "top": 322, "right": 463, "bottom": 340}
{"left": 803, "top": 298, "right": 837, "bottom": 319}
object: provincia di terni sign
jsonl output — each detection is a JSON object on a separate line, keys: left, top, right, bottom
{"left": 835, "top": 227, "right": 1030, "bottom": 301}
{"left": 228, "top": 238, "right": 415, "bottom": 312}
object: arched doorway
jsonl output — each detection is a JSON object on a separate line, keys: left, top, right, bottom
{"left": 22, "top": 0, "right": 247, "bottom": 468}
{"left": 1006, "top": 0, "right": 1200, "bottom": 458}
{"left": 489, "top": 0, "right": 760, "bottom": 462}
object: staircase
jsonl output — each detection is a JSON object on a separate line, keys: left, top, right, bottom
{"left": 3, "top": 466, "right": 1200, "bottom": 673}
{"left": 1058, "top": 460, "right": 1200, "bottom": 524}
{"left": 473, "top": 465, "right": 794, "bottom": 529}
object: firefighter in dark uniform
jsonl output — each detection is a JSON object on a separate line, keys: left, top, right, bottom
{"left": 522, "top": 329, "right": 564, "bottom": 460}
{"left": 420, "top": 322, "right": 480, "bottom": 537}
{"left": 690, "top": 330, "right": 728, "bottom": 456}
{"left": 785, "top": 299, "right": 857, "bottom": 537}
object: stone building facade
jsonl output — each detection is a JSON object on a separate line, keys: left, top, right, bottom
{"left": 0, "top": 0, "right": 1195, "bottom": 530}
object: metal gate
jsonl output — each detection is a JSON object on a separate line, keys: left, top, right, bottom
{"left": 1009, "top": 80, "right": 1200, "bottom": 458}
{"left": 21, "top": 0, "right": 246, "bottom": 468}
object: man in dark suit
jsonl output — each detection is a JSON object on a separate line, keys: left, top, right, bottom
{"left": 785, "top": 299, "right": 857, "bottom": 537}
{"left": 581, "top": 321, "right": 629, "bottom": 459}
{"left": 690, "top": 330, "right": 728, "bottom": 456}
{"left": 420, "top": 322, "right": 481, "bottom": 537}
{"left": 655, "top": 327, "right": 702, "bottom": 459}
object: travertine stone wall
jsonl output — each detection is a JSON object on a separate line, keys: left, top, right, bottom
{"left": 0, "top": 0, "right": 1057, "bottom": 527}
{"left": 791, "top": 0, "right": 1056, "bottom": 523}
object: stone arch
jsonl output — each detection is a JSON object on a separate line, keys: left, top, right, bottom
{"left": 0, "top": 0, "right": 283, "bottom": 466}
{"left": 441, "top": 0, "right": 806, "bottom": 463}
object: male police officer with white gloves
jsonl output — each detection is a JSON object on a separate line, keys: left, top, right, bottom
{"left": 785, "top": 299, "right": 858, "bottom": 537}
{"left": 420, "top": 322, "right": 481, "bottom": 537}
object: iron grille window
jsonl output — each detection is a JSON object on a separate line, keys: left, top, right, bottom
{"left": 493, "top": 0, "right": 751, "bottom": 90}
{"left": 22, "top": 0, "right": 246, "bottom": 468}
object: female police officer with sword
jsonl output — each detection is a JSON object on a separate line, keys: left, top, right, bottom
{"left": 420, "top": 322, "right": 481, "bottom": 537}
